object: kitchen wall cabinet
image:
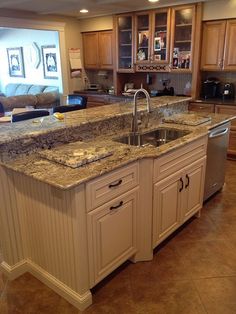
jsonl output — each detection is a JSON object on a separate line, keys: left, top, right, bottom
{"left": 170, "top": 5, "right": 196, "bottom": 72}
{"left": 115, "top": 13, "right": 135, "bottom": 72}
{"left": 201, "top": 19, "right": 236, "bottom": 71}
{"left": 82, "top": 31, "right": 114, "bottom": 69}
{"left": 134, "top": 8, "right": 171, "bottom": 71}
{"left": 152, "top": 138, "right": 207, "bottom": 248}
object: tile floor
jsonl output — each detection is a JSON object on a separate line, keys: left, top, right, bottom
{"left": 0, "top": 160, "right": 236, "bottom": 313}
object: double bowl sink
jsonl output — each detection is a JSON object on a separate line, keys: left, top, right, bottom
{"left": 114, "top": 127, "right": 190, "bottom": 148}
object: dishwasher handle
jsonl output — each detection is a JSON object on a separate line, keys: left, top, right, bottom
{"left": 209, "top": 128, "right": 229, "bottom": 139}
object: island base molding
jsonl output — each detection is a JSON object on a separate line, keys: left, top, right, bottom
{"left": 0, "top": 259, "right": 92, "bottom": 311}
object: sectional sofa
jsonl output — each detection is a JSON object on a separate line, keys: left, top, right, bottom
{"left": 0, "top": 83, "right": 60, "bottom": 112}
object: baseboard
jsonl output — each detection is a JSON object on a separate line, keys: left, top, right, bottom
{"left": 1, "top": 259, "right": 92, "bottom": 311}
{"left": 27, "top": 260, "right": 92, "bottom": 311}
{"left": 1, "top": 260, "right": 28, "bottom": 280}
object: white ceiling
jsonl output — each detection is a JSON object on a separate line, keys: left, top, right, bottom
{"left": 0, "top": 0, "right": 213, "bottom": 19}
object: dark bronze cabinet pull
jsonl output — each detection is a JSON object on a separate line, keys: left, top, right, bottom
{"left": 179, "top": 178, "right": 184, "bottom": 192}
{"left": 110, "top": 201, "right": 123, "bottom": 211}
{"left": 185, "top": 174, "right": 190, "bottom": 188}
{"left": 109, "top": 179, "right": 122, "bottom": 188}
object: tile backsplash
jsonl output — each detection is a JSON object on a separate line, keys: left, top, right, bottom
{"left": 84, "top": 70, "right": 113, "bottom": 91}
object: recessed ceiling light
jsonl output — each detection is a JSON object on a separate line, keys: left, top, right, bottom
{"left": 148, "top": 0, "right": 159, "bottom": 2}
{"left": 80, "top": 9, "right": 88, "bottom": 13}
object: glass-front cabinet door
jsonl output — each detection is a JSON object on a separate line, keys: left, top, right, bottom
{"left": 171, "top": 5, "right": 195, "bottom": 71}
{"left": 116, "top": 14, "right": 134, "bottom": 72}
{"left": 135, "top": 12, "right": 151, "bottom": 64}
{"left": 151, "top": 9, "right": 171, "bottom": 64}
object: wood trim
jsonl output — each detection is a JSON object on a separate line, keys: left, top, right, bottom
{"left": 191, "top": 2, "right": 202, "bottom": 99}
{"left": 28, "top": 260, "right": 92, "bottom": 311}
{"left": 1, "top": 260, "right": 28, "bottom": 280}
{"left": 1, "top": 259, "right": 92, "bottom": 311}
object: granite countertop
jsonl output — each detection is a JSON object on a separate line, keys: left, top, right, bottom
{"left": 0, "top": 96, "right": 190, "bottom": 146}
{"left": 2, "top": 110, "right": 234, "bottom": 190}
{"left": 1, "top": 96, "right": 235, "bottom": 190}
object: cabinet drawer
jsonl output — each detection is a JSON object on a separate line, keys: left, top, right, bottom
{"left": 153, "top": 136, "right": 207, "bottom": 183}
{"left": 86, "top": 162, "right": 139, "bottom": 211}
{"left": 188, "top": 102, "right": 215, "bottom": 113}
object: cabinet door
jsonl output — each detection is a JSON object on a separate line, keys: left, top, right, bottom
{"left": 153, "top": 170, "right": 182, "bottom": 248}
{"left": 135, "top": 12, "right": 152, "bottom": 64}
{"left": 216, "top": 105, "right": 236, "bottom": 156}
{"left": 182, "top": 157, "right": 206, "bottom": 222}
{"left": 87, "top": 189, "right": 138, "bottom": 286}
{"left": 98, "top": 31, "right": 114, "bottom": 69}
{"left": 151, "top": 8, "right": 171, "bottom": 64}
{"left": 201, "top": 21, "right": 226, "bottom": 71}
{"left": 83, "top": 32, "right": 99, "bottom": 69}
{"left": 116, "top": 14, "right": 134, "bottom": 72}
{"left": 170, "top": 5, "right": 195, "bottom": 72}
{"left": 215, "top": 105, "right": 236, "bottom": 130}
{"left": 188, "top": 102, "right": 215, "bottom": 113}
{"left": 224, "top": 19, "right": 236, "bottom": 71}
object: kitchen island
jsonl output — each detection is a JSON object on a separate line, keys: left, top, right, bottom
{"left": 0, "top": 96, "right": 234, "bottom": 310}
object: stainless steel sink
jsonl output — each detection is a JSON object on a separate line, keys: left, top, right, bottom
{"left": 114, "top": 128, "right": 190, "bottom": 147}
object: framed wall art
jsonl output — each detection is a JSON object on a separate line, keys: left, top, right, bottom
{"left": 154, "top": 37, "right": 161, "bottom": 51}
{"left": 7, "top": 47, "right": 25, "bottom": 77}
{"left": 41, "top": 45, "right": 58, "bottom": 79}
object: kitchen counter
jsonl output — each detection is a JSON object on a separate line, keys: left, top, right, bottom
{"left": 0, "top": 96, "right": 235, "bottom": 312}
{"left": 0, "top": 95, "right": 234, "bottom": 189}
{"left": 194, "top": 98, "right": 236, "bottom": 105}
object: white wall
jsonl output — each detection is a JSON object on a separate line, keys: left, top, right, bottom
{"left": 0, "top": 28, "right": 61, "bottom": 93}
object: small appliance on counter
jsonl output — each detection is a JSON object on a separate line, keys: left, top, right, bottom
{"left": 202, "top": 78, "right": 220, "bottom": 99}
{"left": 222, "top": 83, "right": 235, "bottom": 100}
{"left": 87, "top": 84, "right": 101, "bottom": 91}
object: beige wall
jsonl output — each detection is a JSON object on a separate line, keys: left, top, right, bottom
{"left": 79, "top": 16, "right": 113, "bottom": 32}
{"left": 203, "top": 0, "right": 236, "bottom": 20}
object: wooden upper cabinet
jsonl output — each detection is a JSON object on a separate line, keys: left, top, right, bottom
{"left": 135, "top": 11, "right": 152, "bottom": 64}
{"left": 83, "top": 30, "right": 114, "bottom": 69}
{"left": 224, "top": 19, "right": 236, "bottom": 71}
{"left": 115, "top": 13, "right": 135, "bottom": 72}
{"left": 151, "top": 8, "right": 171, "bottom": 64}
{"left": 201, "top": 19, "right": 236, "bottom": 71}
{"left": 98, "top": 31, "right": 114, "bottom": 69}
{"left": 134, "top": 9, "right": 171, "bottom": 65}
{"left": 201, "top": 21, "right": 226, "bottom": 71}
{"left": 170, "top": 5, "right": 196, "bottom": 72}
{"left": 83, "top": 32, "right": 99, "bottom": 68}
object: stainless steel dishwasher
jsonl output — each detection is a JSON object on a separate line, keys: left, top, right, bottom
{"left": 204, "top": 122, "right": 230, "bottom": 201}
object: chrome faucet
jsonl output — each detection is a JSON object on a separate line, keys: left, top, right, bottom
{"left": 131, "top": 88, "right": 151, "bottom": 133}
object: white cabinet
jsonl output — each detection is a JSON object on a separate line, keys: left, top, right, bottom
{"left": 87, "top": 189, "right": 138, "bottom": 286}
{"left": 86, "top": 162, "right": 139, "bottom": 287}
{"left": 152, "top": 138, "right": 207, "bottom": 248}
{"left": 153, "top": 169, "right": 182, "bottom": 245}
{"left": 182, "top": 158, "right": 206, "bottom": 222}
